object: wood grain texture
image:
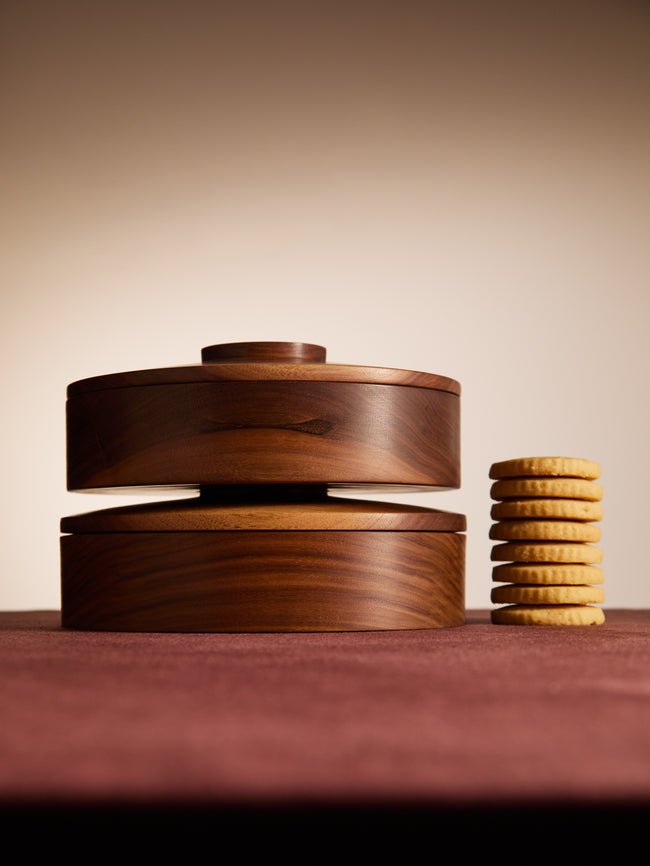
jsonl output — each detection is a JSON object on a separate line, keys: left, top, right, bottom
{"left": 60, "top": 530, "right": 466, "bottom": 632}
{"left": 201, "top": 341, "right": 327, "bottom": 364}
{"left": 66, "top": 381, "right": 460, "bottom": 491}
{"left": 66, "top": 364, "right": 461, "bottom": 397}
{"left": 61, "top": 493, "right": 467, "bottom": 533}
{"left": 61, "top": 343, "right": 465, "bottom": 633}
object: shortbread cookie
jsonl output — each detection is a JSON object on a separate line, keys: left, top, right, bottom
{"left": 491, "top": 498, "right": 603, "bottom": 522}
{"left": 489, "top": 456, "right": 601, "bottom": 480}
{"left": 490, "top": 477, "right": 603, "bottom": 502}
{"left": 489, "top": 520, "right": 601, "bottom": 542}
{"left": 491, "top": 604, "right": 605, "bottom": 626}
{"left": 491, "top": 583, "right": 605, "bottom": 605}
{"left": 490, "top": 541, "right": 603, "bottom": 563}
{"left": 492, "top": 563, "right": 604, "bottom": 585}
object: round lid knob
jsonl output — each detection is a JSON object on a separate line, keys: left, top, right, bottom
{"left": 201, "top": 342, "right": 327, "bottom": 364}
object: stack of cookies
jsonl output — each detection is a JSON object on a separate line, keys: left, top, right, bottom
{"left": 489, "top": 456, "right": 605, "bottom": 625}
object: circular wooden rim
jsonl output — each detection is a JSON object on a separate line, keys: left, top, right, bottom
{"left": 68, "top": 482, "right": 459, "bottom": 495}
{"left": 61, "top": 495, "right": 467, "bottom": 534}
{"left": 66, "top": 363, "right": 461, "bottom": 398}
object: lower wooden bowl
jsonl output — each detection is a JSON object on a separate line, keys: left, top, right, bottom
{"left": 60, "top": 493, "right": 466, "bottom": 632}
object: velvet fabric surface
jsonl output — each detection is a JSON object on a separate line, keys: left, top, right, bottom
{"left": 1, "top": 609, "right": 649, "bottom": 843}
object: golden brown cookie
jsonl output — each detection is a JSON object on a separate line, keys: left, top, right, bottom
{"left": 491, "top": 604, "right": 605, "bottom": 626}
{"left": 490, "top": 541, "right": 603, "bottom": 564}
{"left": 491, "top": 583, "right": 605, "bottom": 605}
{"left": 489, "top": 520, "right": 601, "bottom": 542}
{"left": 490, "top": 477, "right": 603, "bottom": 502}
{"left": 489, "top": 456, "right": 601, "bottom": 480}
{"left": 492, "top": 563, "right": 604, "bottom": 585}
{"left": 490, "top": 498, "right": 603, "bottom": 522}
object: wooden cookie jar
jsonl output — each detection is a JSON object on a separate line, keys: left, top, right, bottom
{"left": 60, "top": 342, "right": 466, "bottom": 632}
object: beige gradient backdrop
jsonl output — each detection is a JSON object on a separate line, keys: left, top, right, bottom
{"left": 1, "top": 0, "right": 648, "bottom": 612}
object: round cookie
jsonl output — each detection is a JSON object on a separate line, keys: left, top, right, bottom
{"left": 491, "top": 498, "right": 603, "bottom": 522}
{"left": 489, "top": 520, "right": 601, "bottom": 543}
{"left": 490, "top": 477, "right": 603, "bottom": 502}
{"left": 491, "top": 583, "right": 605, "bottom": 605}
{"left": 492, "top": 563, "right": 604, "bottom": 585}
{"left": 489, "top": 456, "right": 601, "bottom": 480}
{"left": 491, "top": 604, "right": 605, "bottom": 626}
{"left": 490, "top": 542, "right": 603, "bottom": 564}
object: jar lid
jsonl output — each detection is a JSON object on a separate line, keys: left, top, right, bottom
{"left": 60, "top": 493, "right": 467, "bottom": 533}
{"left": 66, "top": 341, "right": 461, "bottom": 398}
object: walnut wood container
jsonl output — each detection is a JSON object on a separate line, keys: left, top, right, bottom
{"left": 61, "top": 342, "right": 465, "bottom": 632}
{"left": 66, "top": 341, "right": 460, "bottom": 492}
{"left": 60, "top": 493, "right": 465, "bottom": 632}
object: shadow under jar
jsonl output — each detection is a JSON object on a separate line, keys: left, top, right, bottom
{"left": 61, "top": 341, "right": 466, "bottom": 632}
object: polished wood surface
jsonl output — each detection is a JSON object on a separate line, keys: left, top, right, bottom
{"left": 60, "top": 530, "right": 465, "bottom": 632}
{"left": 201, "top": 341, "right": 327, "bottom": 364}
{"left": 66, "top": 339, "right": 461, "bottom": 397}
{"left": 61, "top": 342, "right": 466, "bottom": 632}
{"left": 61, "top": 493, "right": 467, "bottom": 533}
{"left": 66, "top": 363, "right": 460, "bottom": 397}
{"left": 66, "top": 381, "right": 460, "bottom": 492}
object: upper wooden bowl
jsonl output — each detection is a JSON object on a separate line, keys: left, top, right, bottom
{"left": 66, "top": 341, "right": 461, "bottom": 493}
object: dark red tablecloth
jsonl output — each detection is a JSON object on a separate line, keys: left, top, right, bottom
{"left": 2, "top": 609, "right": 649, "bottom": 844}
